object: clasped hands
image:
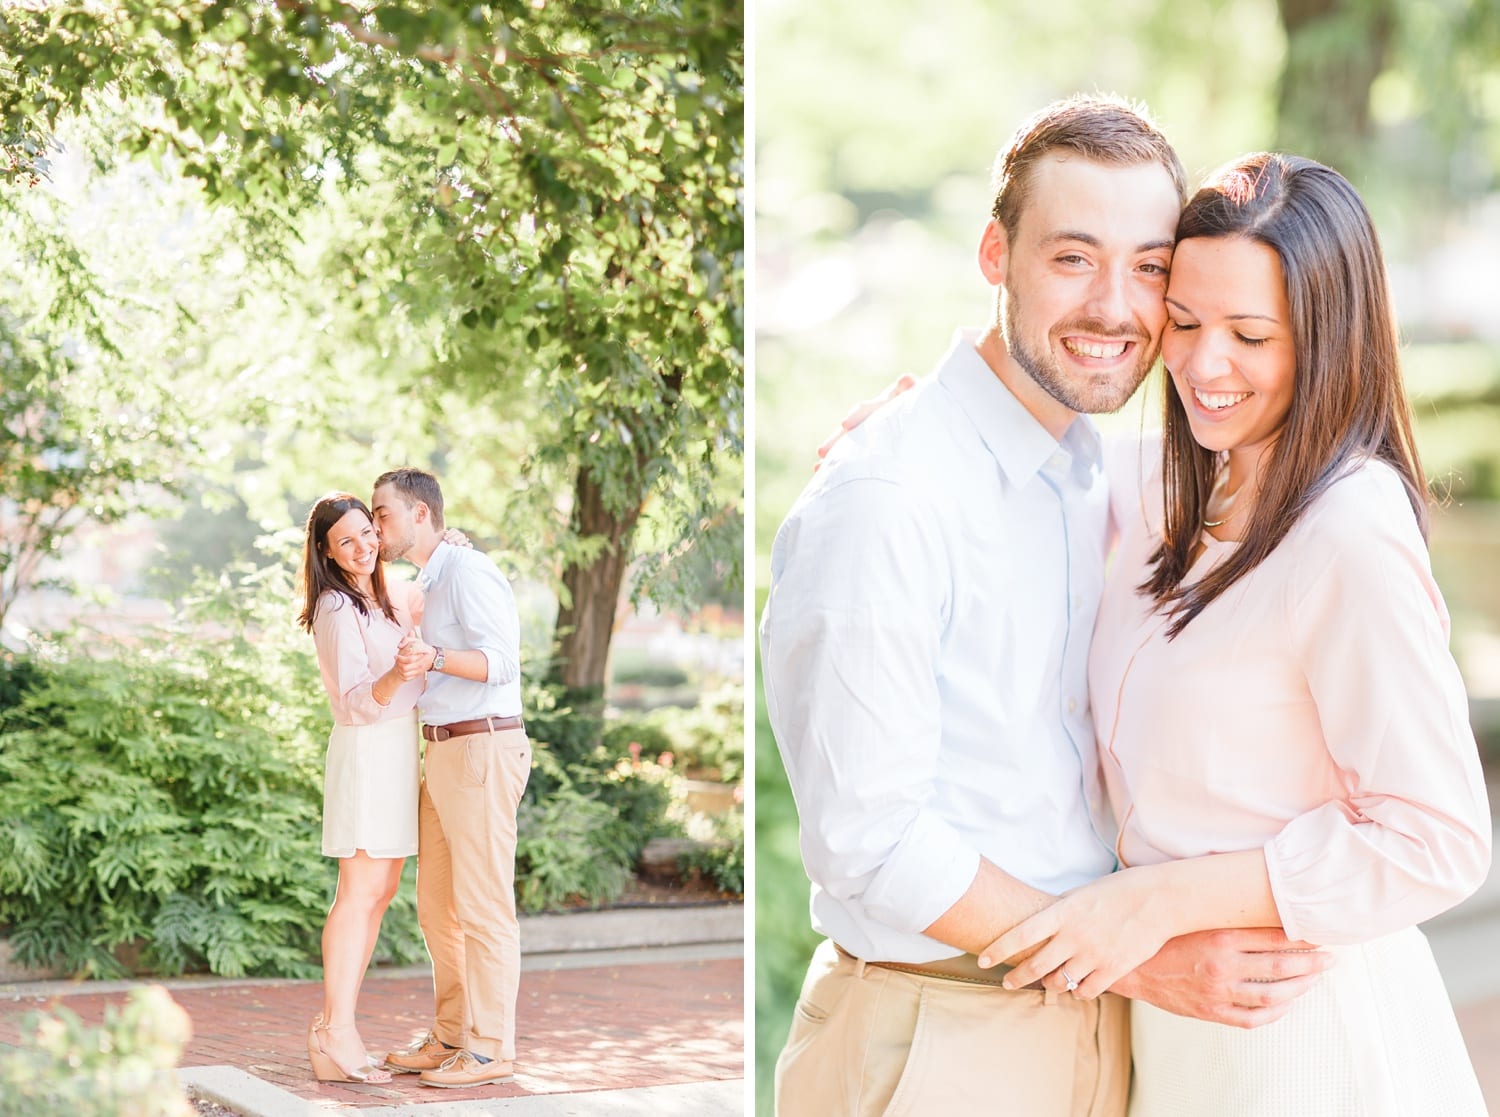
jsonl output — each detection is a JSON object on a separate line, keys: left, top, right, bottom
{"left": 394, "top": 631, "right": 437, "bottom": 680}
{"left": 974, "top": 867, "right": 1333, "bottom": 1029}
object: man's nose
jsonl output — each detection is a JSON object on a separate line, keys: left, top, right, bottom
{"left": 1085, "top": 267, "right": 1132, "bottom": 325}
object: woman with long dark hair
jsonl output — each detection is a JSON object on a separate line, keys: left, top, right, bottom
{"left": 296, "top": 492, "right": 424, "bottom": 1084}
{"left": 983, "top": 154, "right": 1490, "bottom": 1113}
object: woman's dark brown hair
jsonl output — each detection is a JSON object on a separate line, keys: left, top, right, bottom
{"left": 1143, "top": 152, "right": 1428, "bottom": 638}
{"left": 297, "top": 492, "right": 398, "bottom": 632}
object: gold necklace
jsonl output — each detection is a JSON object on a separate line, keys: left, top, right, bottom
{"left": 1202, "top": 469, "right": 1244, "bottom": 529}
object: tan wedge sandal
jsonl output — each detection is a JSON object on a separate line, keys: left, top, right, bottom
{"left": 307, "top": 1015, "right": 393, "bottom": 1083}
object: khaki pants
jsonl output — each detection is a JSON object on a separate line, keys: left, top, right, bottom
{"left": 776, "top": 939, "right": 1130, "bottom": 1117}
{"left": 417, "top": 726, "right": 532, "bottom": 1062}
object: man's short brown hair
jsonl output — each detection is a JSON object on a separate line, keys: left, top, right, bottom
{"left": 374, "top": 467, "right": 445, "bottom": 531}
{"left": 991, "top": 94, "right": 1188, "bottom": 238}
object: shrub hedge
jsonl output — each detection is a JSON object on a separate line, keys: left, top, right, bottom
{"left": 0, "top": 580, "right": 741, "bottom": 976}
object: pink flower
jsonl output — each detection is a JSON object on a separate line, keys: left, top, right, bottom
{"left": 658, "top": 751, "right": 674, "bottom": 769}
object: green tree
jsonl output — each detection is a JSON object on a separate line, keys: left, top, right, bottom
{"left": 1, "top": 0, "right": 743, "bottom": 684}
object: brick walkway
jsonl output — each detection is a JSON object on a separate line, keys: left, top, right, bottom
{"left": 0, "top": 953, "right": 743, "bottom": 1109}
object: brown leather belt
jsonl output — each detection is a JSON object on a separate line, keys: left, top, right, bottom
{"left": 422, "top": 715, "right": 524, "bottom": 742}
{"left": 835, "top": 943, "right": 1035, "bottom": 989}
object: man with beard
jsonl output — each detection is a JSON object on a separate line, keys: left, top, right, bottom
{"left": 369, "top": 468, "right": 530, "bottom": 1090}
{"left": 760, "top": 95, "right": 1331, "bottom": 1116}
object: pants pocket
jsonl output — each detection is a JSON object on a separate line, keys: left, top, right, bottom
{"left": 461, "top": 739, "right": 487, "bottom": 787}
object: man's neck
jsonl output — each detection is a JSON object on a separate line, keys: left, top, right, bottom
{"left": 974, "top": 325, "right": 1078, "bottom": 441}
{"left": 409, "top": 537, "right": 441, "bottom": 570}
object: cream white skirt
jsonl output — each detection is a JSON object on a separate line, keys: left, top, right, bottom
{"left": 1129, "top": 926, "right": 1484, "bottom": 1116}
{"left": 321, "top": 713, "right": 420, "bottom": 859}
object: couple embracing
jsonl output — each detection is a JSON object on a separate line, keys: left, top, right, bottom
{"left": 295, "top": 468, "right": 529, "bottom": 1090}
{"left": 762, "top": 96, "right": 1491, "bottom": 1115}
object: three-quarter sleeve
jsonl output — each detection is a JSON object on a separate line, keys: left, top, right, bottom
{"left": 761, "top": 476, "right": 981, "bottom": 935}
{"left": 311, "top": 593, "right": 392, "bottom": 726}
{"left": 1265, "top": 472, "right": 1492, "bottom": 944}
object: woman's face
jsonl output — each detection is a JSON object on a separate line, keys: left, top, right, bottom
{"left": 322, "top": 508, "right": 379, "bottom": 581}
{"left": 1162, "top": 236, "right": 1297, "bottom": 463}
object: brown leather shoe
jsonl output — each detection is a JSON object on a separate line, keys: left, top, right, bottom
{"left": 382, "top": 1030, "right": 456, "bottom": 1074}
{"left": 418, "top": 1050, "right": 515, "bottom": 1088}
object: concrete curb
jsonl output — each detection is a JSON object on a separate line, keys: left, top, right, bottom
{"left": 181, "top": 1069, "right": 745, "bottom": 1116}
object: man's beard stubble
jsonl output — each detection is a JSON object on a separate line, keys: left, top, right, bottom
{"left": 378, "top": 534, "right": 412, "bottom": 563}
{"left": 1002, "top": 286, "right": 1156, "bottom": 416}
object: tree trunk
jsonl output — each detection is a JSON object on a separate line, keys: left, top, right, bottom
{"left": 1275, "top": 0, "right": 1394, "bottom": 176}
{"left": 549, "top": 462, "right": 646, "bottom": 695}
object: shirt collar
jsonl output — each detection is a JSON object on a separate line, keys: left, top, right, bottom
{"left": 937, "top": 329, "right": 1101, "bottom": 488}
{"left": 416, "top": 540, "right": 452, "bottom": 591}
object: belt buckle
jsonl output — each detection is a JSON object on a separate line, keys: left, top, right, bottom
{"left": 432, "top": 725, "right": 451, "bottom": 742}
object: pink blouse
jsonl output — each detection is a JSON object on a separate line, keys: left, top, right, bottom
{"left": 311, "top": 581, "right": 425, "bottom": 727}
{"left": 1090, "top": 437, "right": 1491, "bottom": 945}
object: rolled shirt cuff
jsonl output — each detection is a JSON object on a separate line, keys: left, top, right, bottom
{"left": 859, "top": 812, "right": 983, "bottom": 935}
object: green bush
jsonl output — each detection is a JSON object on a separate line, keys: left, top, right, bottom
{"left": 679, "top": 810, "right": 744, "bottom": 895}
{"left": 601, "top": 718, "right": 676, "bottom": 761}
{"left": 523, "top": 681, "right": 605, "bottom": 776}
{"left": 0, "top": 984, "right": 193, "bottom": 1117}
{"left": 514, "top": 782, "right": 632, "bottom": 913}
{"left": 525, "top": 681, "right": 679, "bottom": 867}
{"left": 0, "top": 563, "right": 427, "bottom": 977}
{"left": 0, "top": 578, "right": 739, "bottom": 976}
{"left": 606, "top": 687, "right": 745, "bottom": 781}
{"left": 0, "top": 650, "right": 330, "bottom": 978}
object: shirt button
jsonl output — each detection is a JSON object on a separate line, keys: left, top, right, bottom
{"left": 1072, "top": 595, "right": 1083, "bottom": 610}
{"left": 1067, "top": 698, "right": 1078, "bottom": 714}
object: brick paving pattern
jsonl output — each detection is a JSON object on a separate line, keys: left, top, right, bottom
{"left": 0, "top": 956, "right": 743, "bottom": 1108}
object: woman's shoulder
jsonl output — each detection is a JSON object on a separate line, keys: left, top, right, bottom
{"left": 1287, "top": 458, "right": 1432, "bottom": 594}
{"left": 1299, "top": 457, "right": 1424, "bottom": 544}
{"left": 312, "top": 587, "right": 368, "bottom": 628}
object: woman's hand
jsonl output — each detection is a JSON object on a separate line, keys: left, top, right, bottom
{"left": 441, "top": 527, "right": 473, "bottom": 549}
{"left": 814, "top": 374, "right": 917, "bottom": 470}
{"left": 978, "top": 865, "right": 1178, "bottom": 999}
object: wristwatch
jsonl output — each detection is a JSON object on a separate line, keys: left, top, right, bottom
{"left": 431, "top": 646, "right": 446, "bottom": 672}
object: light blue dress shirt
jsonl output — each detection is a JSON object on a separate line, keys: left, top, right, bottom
{"left": 416, "top": 541, "right": 523, "bottom": 722}
{"left": 760, "top": 330, "right": 1118, "bottom": 964}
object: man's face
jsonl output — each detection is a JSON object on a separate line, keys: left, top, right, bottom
{"left": 997, "top": 154, "right": 1182, "bottom": 414}
{"left": 371, "top": 483, "right": 417, "bottom": 562}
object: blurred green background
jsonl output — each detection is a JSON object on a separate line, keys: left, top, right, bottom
{"left": 754, "top": 0, "right": 1500, "bottom": 1110}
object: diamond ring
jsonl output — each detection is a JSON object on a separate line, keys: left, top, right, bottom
{"left": 1060, "top": 968, "right": 1079, "bottom": 992}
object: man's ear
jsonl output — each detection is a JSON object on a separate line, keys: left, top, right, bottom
{"left": 978, "top": 219, "right": 1009, "bottom": 287}
{"left": 414, "top": 502, "right": 429, "bottom": 525}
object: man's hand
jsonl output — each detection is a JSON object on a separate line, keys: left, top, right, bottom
{"left": 814, "top": 374, "right": 917, "bottom": 470}
{"left": 395, "top": 632, "right": 435, "bottom": 681}
{"left": 1110, "top": 928, "right": 1333, "bottom": 1029}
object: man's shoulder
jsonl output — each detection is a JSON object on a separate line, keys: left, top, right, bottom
{"left": 441, "top": 544, "right": 509, "bottom": 582}
{"left": 816, "top": 379, "right": 976, "bottom": 491}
